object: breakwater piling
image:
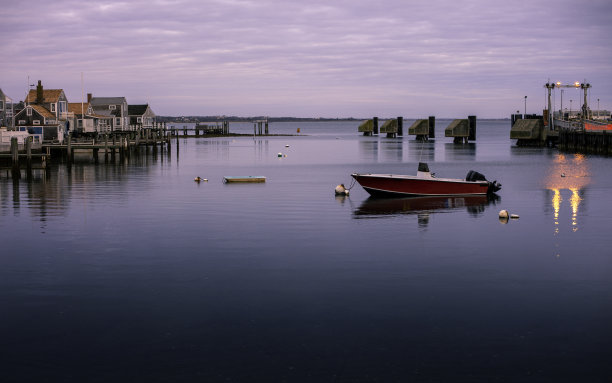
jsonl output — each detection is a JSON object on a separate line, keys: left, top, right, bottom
{"left": 408, "top": 117, "right": 436, "bottom": 140}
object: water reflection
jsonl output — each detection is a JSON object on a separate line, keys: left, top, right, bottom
{"left": 0, "top": 149, "right": 171, "bottom": 230}
{"left": 353, "top": 194, "right": 499, "bottom": 227}
{"left": 443, "top": 143, "right": 476, "bottom": 161}
{"left": 544, "top": 154, "right": 589, "bottom": 235}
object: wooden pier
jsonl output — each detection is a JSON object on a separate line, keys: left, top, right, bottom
{"left": 48, "top": 129, "right": 171, "bottom": 163}
{"left": 170, "top": 122, "right": 230, "bottom": 137}
{"left": 558, "top": 128, "right": 612, "bottom": 155}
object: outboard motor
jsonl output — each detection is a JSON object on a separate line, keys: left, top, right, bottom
{"left": 466, "top": 170, "right": 502, "bottom": 193}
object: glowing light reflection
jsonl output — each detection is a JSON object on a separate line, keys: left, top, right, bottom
{"left": 552, "top": 188, "right": 561, "bottom": 234}
{"left": 570, "top": 188, "right": 581, "bottom": 232}
{"left": 545, "top": 153, "right": 589, "bottom": 236}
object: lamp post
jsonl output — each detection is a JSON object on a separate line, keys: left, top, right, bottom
{"left": 597, "top": 98, "right": 600, "bottom": 119}
{"left": 524, "top": 96, "right": 527, "bottom": 116}
{"left": 560, "top": 90, "right": 564, "bottom": 119}
{"left": 570, "top": 99, "right": 573, "bottom": 118}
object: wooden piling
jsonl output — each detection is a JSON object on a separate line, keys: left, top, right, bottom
{"left": 373, "top": 117, "right": 379, "bottom": 135}
{"left": 67, "top": 135, "right": 72, "bottom": 163}
{"left": 428, "top": 116, "right": 436, "bottom": 138}
{"left": 397, "top": 117, "right": 403, "bottom": 136}
{"left": 26, "top": 136, "right": 32, "bottom": 167}
{"left": 468, "top": 115, "right": 477, "bottom": 141}
{"left": 10, "top": 137, "right": 20, "bottom": 179}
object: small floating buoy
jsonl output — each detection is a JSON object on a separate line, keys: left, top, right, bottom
{"left": 498, "top": 209, "right": 509, "bottom": 219}
{"left": 285, "top": 144, "right": 290, "bottom": 147}
{"left": 561, "top": 173, "right": 566, "bottom": 177}
{"left": 194, "top": 176, "right": 203, "bottom": 182}
{"left": 335, "top": 184, "right": 349, "bottom": 196}
{"left": 277, "top": 152, "right": 283, "bottom": 157}
{"left": 297, "top": 128, "right": 300, "bottom": 133}
{"left": 510, "top": 214, "right": 519, "bottom": 219}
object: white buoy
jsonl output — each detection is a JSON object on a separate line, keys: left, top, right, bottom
{"left": 277, "top": 152, "right": 283, "bottom": 157}
{"left": 510, "top": 214, "right": 519, "bottom": 219}
{"left": 498, "top": 210, "right": 509, "bottom": 219}
{"left": 285, "top": 144, "right": 290, "bottom": 147}
{"left": 335, "top": 184, "right": 349, "bottom": 195}
{"left": 561, "top": 173, "right": 566, "bottom": 177}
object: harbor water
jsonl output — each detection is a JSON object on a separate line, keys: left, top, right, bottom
{"left": 1, "top": 120, "right": 611, "bottom": 382}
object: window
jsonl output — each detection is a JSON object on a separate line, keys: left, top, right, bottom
{"left": 137, "top": 117, "right": 142, "bottom": 123}
{"left": 59, "top": 101, "right": 66, "bottom": 112}
{"left": 19, "top": 120, "right": 26, "bottom": 125}
{"left": 0, "top": 100, "right": 4, "bottom": 111}
{"left": 115, "top": 118, "right": 121, "bottom": 125}
{"left": 51, "top": 103, "right": 56, "bottom": 112}
{"left": 26, "top": 107, "right": 32, "bottom": 116}
{"left": 109, "top": 105, "right": 116, "bottom": 110}
{"left": 33, "top": 120, "right": 40, "bottom": 125}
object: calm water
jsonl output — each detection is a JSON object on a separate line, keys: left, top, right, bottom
{"left": 1, "top": 120, "right": 611, "bottom": 382}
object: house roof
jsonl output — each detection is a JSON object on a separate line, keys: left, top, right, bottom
{"left": 128, "top": 104, "right": 150, "bottom": 115}
{"left": 31, "top": 105, "right": 56, "bottom": 119}
{"left": 68, "top": 102, "right": 90, "bottom": 115}
{"left": 90, "top": 97, "right": 127, "bottom": 106}
{"left": 25, "top": 89, "right": 64, "bottom": 104}
{"left": 16, "top": 104, "right": 57, "bottom": 120}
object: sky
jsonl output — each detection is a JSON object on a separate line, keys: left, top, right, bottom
{"left": 2, "top": 0, "right": 611, "bottom": 118}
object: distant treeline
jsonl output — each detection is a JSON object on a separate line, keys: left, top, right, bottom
{"left": 157, "top": 116, "right": 362, "bottom": 123}
{"left": 158, "top": 116, "right": 511, "bottom": 123}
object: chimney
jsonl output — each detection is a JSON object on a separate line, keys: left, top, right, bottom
{"left": 36, "top": 80, "right": 43, "bottom": 104}
{"left": 87, "top": 93, "right": 92, "bottom": 103}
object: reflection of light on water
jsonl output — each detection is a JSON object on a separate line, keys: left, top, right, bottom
{"left": 552, "top": 188, "right": 561, "bottom": 234}
{"left": 546, "top": 154, "right": 589, "bottom": 254}
{"left": 570, "top": 188, "right": 581, "bottom": 232}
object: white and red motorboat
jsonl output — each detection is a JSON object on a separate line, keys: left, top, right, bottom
{"left": 351, "top": 162, "right": 501, "bottom": 197}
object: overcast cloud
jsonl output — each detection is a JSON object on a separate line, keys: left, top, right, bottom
{"left": 2, "top": 0, "right": 611, "bottom": 117}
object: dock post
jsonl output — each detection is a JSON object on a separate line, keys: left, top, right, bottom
{"left": 10, "top": 137, "right": 20, "bottom": 179}
{"left": 265, "top": 121, "right": 269, "bottom": 135}
{"left": 67, "top": 135, "right": 73, "bottom": 163}
{"left": 397, "top": 117, "right": 403, "bottom": 136}
{"left": 104, "top": 134, "right": 109, "bottom": 162}
{"left": 253, "top": 123, "right": 257, "bottom": 136}
{"left": 373, "top": 117, "right": 379, "bottom": 135}
{"left": 428, "top": 116, "right": 436, "bottom": 139}
{"left": 468, "top": 115, "right": 476, "bottom": 142}
{"left": 26, "top": 136, "right": 32, "bottom": 167}
{"left": 111, "top": 135, "right": 116, "bottom": 162}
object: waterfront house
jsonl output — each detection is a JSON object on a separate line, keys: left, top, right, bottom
{"left": 0, "top": 88, "right": 15, "bottom": 129}
{"left": 128, "top": 104, "right": 156, "bottom": 129}
{"left": 67, "top": 101, "right": 112, "bottom": 135}
{"left": 14, "top": 81, "right": 67, "bottom": 142}
{"left": 90, "top": 96, "right": 130, "bottom": 132}
{"left": 13, "top": 104, "right": 61, "bottom": 143}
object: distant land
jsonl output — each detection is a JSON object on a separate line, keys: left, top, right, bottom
{"left": 158, "top": 116, "right": 511, "bottom": 123}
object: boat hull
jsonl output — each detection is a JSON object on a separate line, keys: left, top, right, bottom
{"left": 351, "top": 173, "right": 490, "bottom": 197}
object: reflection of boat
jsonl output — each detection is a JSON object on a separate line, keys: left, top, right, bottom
{"left": 351, "top": 162, "right": 501, "bottom": 197}
{"left": 354, "top": 194, "right": 499, "bottom": 218}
